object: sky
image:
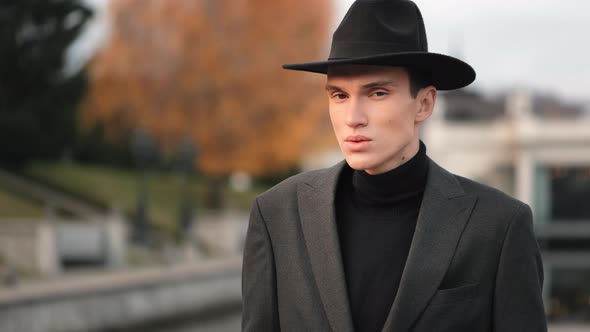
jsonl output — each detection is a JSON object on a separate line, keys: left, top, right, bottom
{"left": 63, "top": 0, "right": 109, "bottom": 77}
{"left": 337, "top": 0, "right": 590, "bottom": 103}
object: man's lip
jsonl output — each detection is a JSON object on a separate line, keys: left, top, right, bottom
{"left": 345, "top": 135, "right": 371, "bottom": 142}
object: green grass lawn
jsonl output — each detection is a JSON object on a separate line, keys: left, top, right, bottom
{"left": 0, "top": 186, "right": 44, "bottom": 219}
{"left": 23, "top": 162, "right": 267, "bottom": 235}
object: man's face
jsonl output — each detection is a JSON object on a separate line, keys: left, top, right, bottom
{"left": 326, "top": 65, "right": 435, "bottom": 175}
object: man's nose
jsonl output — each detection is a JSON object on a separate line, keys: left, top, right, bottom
{"left": 345, "top": 98, "right": 368, "bottom": 128}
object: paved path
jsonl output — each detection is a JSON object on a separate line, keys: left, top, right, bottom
{"left": 144, "top": 311, "right": 241, "bottom": 332}
{"left": 144, "top": 319, "right": 588, "bottom": 332}
{"left": 549, "top": 325, "right": 590, "bottom": 332}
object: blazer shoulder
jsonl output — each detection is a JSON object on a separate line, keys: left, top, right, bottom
{"left": 454, "top": 173, "right": 527, "bottom": 211}
{"left": 255, "top": 163, "right": 341, "bottom": 206}
{"left": 428, "top": 159, "right": 526, "bottom": 211}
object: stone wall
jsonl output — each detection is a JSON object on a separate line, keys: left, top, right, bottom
{"left": 0, "top": 212, "right": 128, "bottom": 278}
{"left": 0, "top": 220, "right": 59, "bottom": 276}
{"left": 0, "top": 258, "right": 241, "bottom": 332}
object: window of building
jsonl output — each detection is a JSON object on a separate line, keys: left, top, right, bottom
{"left": 548, "top": 267, "right": 590, "bottom": 322}
{"left": 550, "top": 167, "right": 590, "bottom": 222}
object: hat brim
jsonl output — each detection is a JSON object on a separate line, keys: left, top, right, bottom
{"left": 282, "top": 52, "right": 475, "bottom": 91}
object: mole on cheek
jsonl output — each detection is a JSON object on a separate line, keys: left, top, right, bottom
{"left": 401, "top": 156, "right": 406, "bottom": 161}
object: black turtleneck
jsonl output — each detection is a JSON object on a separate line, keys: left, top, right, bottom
{"left": 335, "top": 141, "right": 429, "bottom": 332}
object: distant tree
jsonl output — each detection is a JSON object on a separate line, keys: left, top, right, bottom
{"left": 0, "top": 0, "right": 92, "bottom": 168}
{"left": 82, "top": 0, "right": 332, "bottom": 178}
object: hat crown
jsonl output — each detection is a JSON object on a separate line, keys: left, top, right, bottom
{"left": 282, "top": 0, "right": 476, "bottom": 91}
{"left": 329, "top": 0, "right": 428, "bottom": 60}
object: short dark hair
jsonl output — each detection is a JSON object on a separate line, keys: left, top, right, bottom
{"left": 406, "top": 67, "right": 431, "bottom": 98}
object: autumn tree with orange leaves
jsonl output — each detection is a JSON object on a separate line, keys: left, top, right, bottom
{"left": 82, "top": 0, "right": 333, "bottom": 178}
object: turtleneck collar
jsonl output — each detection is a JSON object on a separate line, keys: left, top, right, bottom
{"left": 352, "top": 140, "right": 428, "bottom": 204}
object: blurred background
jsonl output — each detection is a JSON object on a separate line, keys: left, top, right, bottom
{"left": 0, "top": 0, "right": 588, "bottom": 331}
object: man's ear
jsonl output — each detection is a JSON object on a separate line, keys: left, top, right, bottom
{"left": 415, "top": 86, "right": 437, "bottom": 124}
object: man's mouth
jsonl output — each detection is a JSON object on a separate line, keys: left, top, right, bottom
{"left": 345, "top": 135, "right": 371, "bottom": 142}
{"left": 344, "top": 135, "right": 372, "bottom": 152}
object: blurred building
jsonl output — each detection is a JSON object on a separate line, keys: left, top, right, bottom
{"left": 424, "top": 89, "right": 590, "bottom": 323}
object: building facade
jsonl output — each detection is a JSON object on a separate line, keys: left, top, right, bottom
{"left": 424, "top": 90, "right": 590, "bottom": 323}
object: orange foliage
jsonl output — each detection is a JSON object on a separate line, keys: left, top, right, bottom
{"left": 82, "top": 0, "right": 333, "bottom": 176}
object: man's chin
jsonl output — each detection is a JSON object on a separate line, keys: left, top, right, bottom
{"left": 344, "top": 157, "right": 375, "bottom": 171}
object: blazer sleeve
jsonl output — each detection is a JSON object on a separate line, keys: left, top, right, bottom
{"left": 242, "top": 197, "right": 280, "bottom": 331}
{"left": 493, "top": 203, "right": 547, "bottom": 332}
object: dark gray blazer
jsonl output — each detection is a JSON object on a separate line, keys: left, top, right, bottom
{"left": 242, "top": 159, "right": 547, "bottom": 332}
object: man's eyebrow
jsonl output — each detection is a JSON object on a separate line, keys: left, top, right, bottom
{"left": 361, "top": 80, "right": 398, "bottom": 89}
{"left": 325, "top": 80, "right": 398, "bottom": 92}
{"left": 325, "top": 84, "right": 343, "bottom": 92}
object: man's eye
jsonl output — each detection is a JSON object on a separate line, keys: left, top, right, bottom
{"left": 333, "top": 93, "right": 348, "bottom": 100}
{"left": 372, "top": 91, "right": 388, "bottom": 97}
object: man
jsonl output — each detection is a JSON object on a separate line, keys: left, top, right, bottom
{"left": 242, "top": 1, "right": 547, "bottom": 331}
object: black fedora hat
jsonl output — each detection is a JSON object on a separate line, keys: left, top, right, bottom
{"left": 282, "top": 0, "right": 475, "bottom": 90}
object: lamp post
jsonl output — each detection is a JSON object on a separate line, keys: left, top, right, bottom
{"left": 177, "top": 138, "right": 197, "bottom": 242}
{"left": 130, "top": 128, "right": 155, "bottom": 245}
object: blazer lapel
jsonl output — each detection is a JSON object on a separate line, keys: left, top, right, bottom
{"left": 382, "top": 159, "right": 477, "bottom": 332}
{"left": 297, "top": 161, "right": 355, "bottom": 332}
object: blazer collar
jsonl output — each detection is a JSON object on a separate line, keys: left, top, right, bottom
{"left": 297, "top": 160, "right": 354, "bottom": 332}
{"left": 297, "top": 158, "right": 477, "bottom": 332}
{"left": 382, "top": 159, "right": 477, "bottom": 332}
